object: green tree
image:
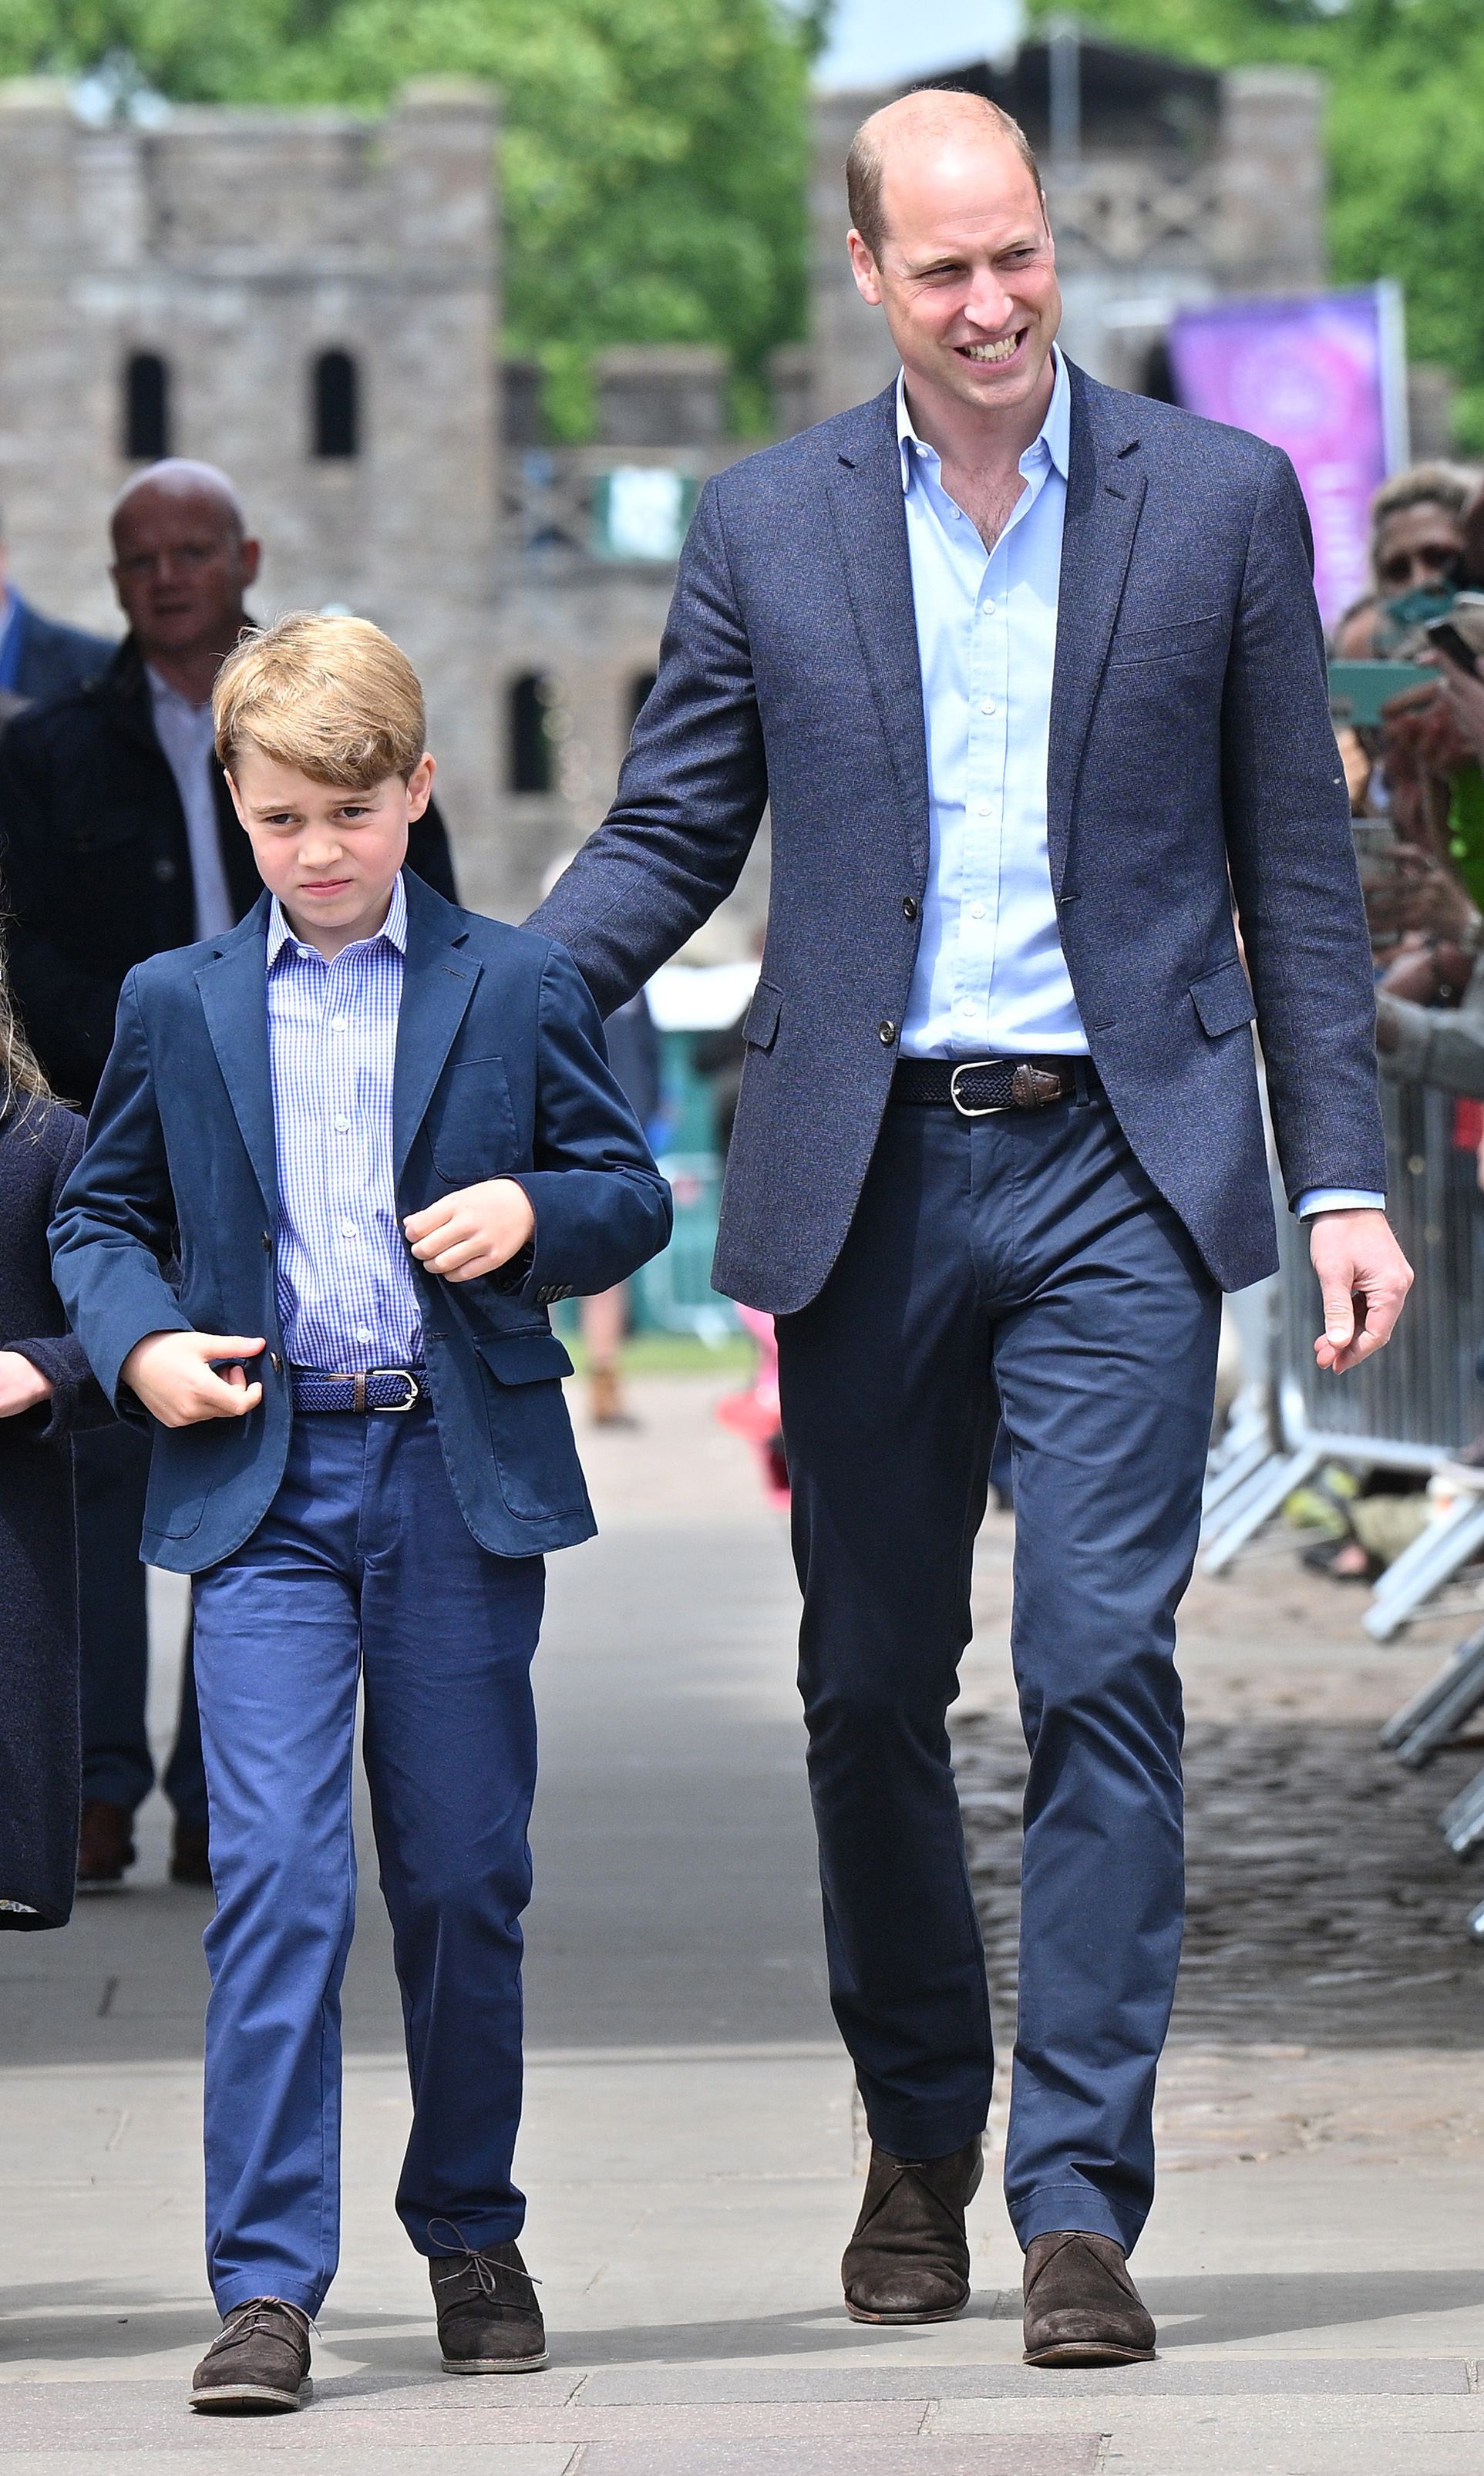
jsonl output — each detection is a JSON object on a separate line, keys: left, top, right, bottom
{"left": 0, "top": 0, "right": 812, "bottom": 438}
{"left": 1025, "top": 0, "right": 1484, "bottom": 449}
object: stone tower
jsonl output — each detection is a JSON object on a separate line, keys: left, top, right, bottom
{"left": 0, "top": 76, "right": 502, "bottom": 900}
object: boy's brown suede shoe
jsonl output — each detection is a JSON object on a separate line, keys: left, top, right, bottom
{"left": 429, "top": 2233, "right": 548, "bottom": 2373}
{"left": 189, "top": 2298, "right": 312, "bottom": 2411}
{"left": 76, "top": 1799, "right": 135, "bottom": 1888}
{"left": 1022, "top": 2231, "right": 1156, "bottom": 2367}
{"left": 841, "top": 2135, "right": 983, "bottom": 2323}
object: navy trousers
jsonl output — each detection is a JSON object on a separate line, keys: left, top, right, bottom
{"left": 192, "top": 1403, "right": 544, "bottom": 2316}
{"left": 775, "top": 1085, "right": 1220, "bottom": 2252}
{"left": 76, "top": 1421, "right": 207, "bottom": 1827}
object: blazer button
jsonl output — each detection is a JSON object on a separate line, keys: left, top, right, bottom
{"left": 878, "top": 1019, "right": 897, "bottom": 1045}
{"left": 269, "top": 1351, "right": 282, "bottom": 1374}
{"left": 902, "top": 896, "right": 918, "bottom": 921}
{"left": 152, "top": 856, "right": 178, "bottom": 883}
{"left": 261, "top": 1230, "right": 272, "bottom": 1253}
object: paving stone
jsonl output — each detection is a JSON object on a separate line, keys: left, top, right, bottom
{"left": 574, "top": 2444, "right": 1101, "bottom": 2476}
{"left": 578, "top": 2354, "right": 1470, "bottom": 2403}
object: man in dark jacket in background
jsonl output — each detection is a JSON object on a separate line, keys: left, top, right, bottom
{"left": 0, "top": 459, "right": 458, "bottom": 1889}
{"left": 0, "top": 511, "right": 115, "bottom": 710}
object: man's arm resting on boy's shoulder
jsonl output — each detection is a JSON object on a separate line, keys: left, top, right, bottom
{"left": 405, "top": 944, "right": 672, "bottom": 1308}
{"left": 49, "top": 973, "right": 214, "bottom": 1411}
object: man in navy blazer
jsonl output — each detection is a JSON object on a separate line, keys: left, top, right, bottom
{"left": 52, "top": 614, "right": 670, "bottom": 2407}
{"left": 532, "top": 91, "right": 1412, "bottom": 2361}
{"left": 0, "top": 518, "right": 113, "bottom": 708}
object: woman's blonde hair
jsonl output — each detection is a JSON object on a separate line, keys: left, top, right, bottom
{"left": 213, "top": 611, "right": 427, "bottom": 789}
{"left": 0, "top": 939, "right": 51, "bottom": 1125}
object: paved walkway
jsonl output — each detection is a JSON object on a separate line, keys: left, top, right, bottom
{"left": 2, "top": 1376, "right": 1483, "bottom": 2472}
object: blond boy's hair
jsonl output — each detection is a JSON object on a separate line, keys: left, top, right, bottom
{"left": 213, "top": 612, "right": 427, "bottom": 788}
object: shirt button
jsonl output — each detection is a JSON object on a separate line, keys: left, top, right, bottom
{"left": 975, "top": 802, "right": 993, "bottom": 817}
{"left": 355, "top": 1325, "right": 373, "bottom": 1345}
{"left": 981, "top": 700, "right": 996, "bottom": 715}
{"left": 331, "top": 1019, "right": 347, "bottom": 1034}
{"left": 970, "top": 902, "right": 986, "bottom": 920}
{"left": 338, "top": 1217, "right": 357, "bottom": 1238}
{"left": 333, "top": 1114, "right": 351, "bottom": 1132}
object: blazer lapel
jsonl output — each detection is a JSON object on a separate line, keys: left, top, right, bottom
{"left": 195, "top": 903, "right": 278, "bottom": 1221}
{"left": 392, "top": 876, "right": 482, "bottom": 1182}
{"left": 1047, "top": 365, "right": 1147, "bottom": 893}
{"left": 825, "top": 389, "right": 930, "bottom": 880}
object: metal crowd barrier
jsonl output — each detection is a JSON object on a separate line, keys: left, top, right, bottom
{"left": 1202, "top": 1078, "right": 1484, "bottom": 1639}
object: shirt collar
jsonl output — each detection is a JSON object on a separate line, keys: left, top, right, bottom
{"left": 145, "top": 663, "right": 214, "bottom": 722}
{"left": 897, "top": 346, "right": 1070, "bottom": 494}
{"left": 267, "top": 869, "right": 408, "bottom": 966}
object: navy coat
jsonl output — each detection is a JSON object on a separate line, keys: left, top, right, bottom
{"left": 4, "top": 594, "right": 114, "bottom": 705}
{"left": 531, "top": 363, "right": 1386, "bottom": 1310}
{"left": 0, "top": 1097, "right": 111, "bottom": 1929}
{"left": 50, "top": 874, "right": 672, "bottom": 1573}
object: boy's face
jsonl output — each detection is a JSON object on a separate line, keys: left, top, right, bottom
{"left": 227, "top": 745, "right": 436, "bottom": 958}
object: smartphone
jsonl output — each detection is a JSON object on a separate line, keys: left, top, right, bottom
{"left": 1328, "top": 660, "right": 1434, "bottom": 726}
{"left": 1423, "top": 617, "right": 1482, "bottom": 677}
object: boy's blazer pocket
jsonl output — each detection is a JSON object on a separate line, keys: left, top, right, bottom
{"left": 428, "top": 1055, "right": 521, "bottom": 1186}
{"left": 476, "top": 1330, "right": 575, "bottom": 1385}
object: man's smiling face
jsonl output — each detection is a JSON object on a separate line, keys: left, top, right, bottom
{"left": 850, "top": 130, "right": 1061, "bottom": 429}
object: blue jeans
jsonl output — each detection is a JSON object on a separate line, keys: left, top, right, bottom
{"left": 776, "top": 1085, "right": 1220, "bottom": 2254}
{"left": 192, "top": 1403, "right": 544, "bottom": 2317}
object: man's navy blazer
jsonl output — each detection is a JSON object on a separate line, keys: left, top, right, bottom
{"left": 49, "top": 873, "right": 672, "bottom": 1573}
{"left": 531, "top": 362, "right": 1386, "bottom": 1310}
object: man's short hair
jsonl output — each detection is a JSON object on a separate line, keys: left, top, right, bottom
{"left": 846, "top": 88, "right": 1043, "bottom": 264}
{"left": 213, "top": 612, "right": 427, "bottom": 787}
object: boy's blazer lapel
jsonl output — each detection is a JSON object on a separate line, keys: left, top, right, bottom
{"left": 195, "top": 897, "right": 278, "bottom": 1220}
{"left": 393, "top": 873, "right": 483, "bottom": 1183}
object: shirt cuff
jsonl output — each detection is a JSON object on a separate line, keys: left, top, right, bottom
{"left": 1297, "top": 1189, "right": 1386, "bottom": 1218}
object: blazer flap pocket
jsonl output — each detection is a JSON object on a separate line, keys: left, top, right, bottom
{"left": 743, "top": 979, "right": 782, "bottom": 1053}
{"left": 1190, "top": 957, "right": 1257, "bottom": 1038}
{"left": 476, "top": 1330, "right": 575, "bottom": 1386}
{"left": 1109, "top": 612, "right": 1224, "bottom": 667}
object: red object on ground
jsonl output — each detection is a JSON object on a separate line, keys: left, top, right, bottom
{"left": 716, "top": 1306, "right": 789, "bottom": 1505}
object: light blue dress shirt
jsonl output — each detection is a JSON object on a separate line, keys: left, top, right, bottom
{"left": 894, "top": 357, "right": 1379, "bottom": 1219}
{"left": 265, "top": 872, "right": 424, "bottom": 1371}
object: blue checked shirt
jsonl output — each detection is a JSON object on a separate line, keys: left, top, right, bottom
{"left": 265, "top": 873, "right": 423, "bottom": 1371}
{"left": 896, "top": 357, "right": 1379, "bottom": 1219}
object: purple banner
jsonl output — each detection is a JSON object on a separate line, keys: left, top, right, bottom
{"left": 1168, "top": 287, "right": 1405, "bottom": 626}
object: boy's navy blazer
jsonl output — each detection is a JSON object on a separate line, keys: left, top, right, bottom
{"left": 50, "top": 873, "right": 672, "bottom": 1573}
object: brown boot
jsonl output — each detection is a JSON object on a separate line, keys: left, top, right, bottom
{"left": 76, "top": 1799, "right": 135, "bottom": 1889}
{"left": 588, "top": 1365, "right": 636, "bottom": 1428}
{"left": 189, "top": 2297, "right": 312, "bottom": 2412}
{"left": 841, "top": 2135, "right": 983, "bottom": 2323}
{"left": 1022, "top": 2230, "right": 1156, "bottom": 2367}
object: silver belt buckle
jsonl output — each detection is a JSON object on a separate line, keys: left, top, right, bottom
{"left": 949, "top": 1060, "right": 1013, "bottom": 1119}
{"left": 368, "top": 1367, "right": 420, "bottom": 1412}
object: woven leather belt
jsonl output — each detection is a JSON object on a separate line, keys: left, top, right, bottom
{"left": 890, "top": 1056, "right": 1095, "bottom": 1116}
{"left": 291, "top": 1367, "right": 430, "bottom": 1415}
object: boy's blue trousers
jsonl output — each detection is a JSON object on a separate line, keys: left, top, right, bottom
{"left": 192, "top": 1401, "right": 545, "bottom": 2317}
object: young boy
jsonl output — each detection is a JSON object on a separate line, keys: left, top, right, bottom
{"left": 51, "top": 614, "right": 671, "bottom": 2412}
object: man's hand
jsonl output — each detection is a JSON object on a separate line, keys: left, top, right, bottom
{"left": 0, "top": 1351, "right": 52, "bottom": 1418}
{"left": 403, "top": 1179, "right": 537, "bottom": 1283}
{"left": 1310, "top": 1209, "right": 1413, "bottom": 1375}
{"left": 122, "top": 1331, "right": 265, "bottom": 1427}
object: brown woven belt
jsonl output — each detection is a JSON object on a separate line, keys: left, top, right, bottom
{"left": 890, "top": 1056, "right": 1097, "bottom": 1116}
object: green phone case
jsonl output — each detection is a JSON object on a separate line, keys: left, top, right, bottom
{"left": 1328, "top": 660, "right": 1433, "bottom": 726}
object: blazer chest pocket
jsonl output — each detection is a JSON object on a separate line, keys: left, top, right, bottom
{"left": 742, "top": 979, "right": 782, "bottom": 1055}
{"left": 1106, "top": 612, "right": 1225, "bottom": 671}
{"left": 429, "top": 1056, "right": 521, "bottom": 1185}
{"left": 1190, "top": 957, "right": 1257, "bottom": 1039}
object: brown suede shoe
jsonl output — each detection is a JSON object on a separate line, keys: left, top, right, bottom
{"left": 1022, "top": 2231, "right": 1156, "bottom": 2367}
{"left": 76, "top": 1799, "right": 135, "bottom": 1889}
{"left": 189, "top": 2298, "right": 312, "bottom": 2412}
{"left": 841, "top": 2135, "right": 983, "bottom": 2324}
{"left": 429, "top": 2230, "right": 548, "bottom": 2373}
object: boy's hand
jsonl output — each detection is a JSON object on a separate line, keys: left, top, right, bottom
{"left": 404, "top": 1179, "right": 537, "bottom": 1283}
{"left": 0, "top": 1351, "right": 52, "bottom": 1418}
{"left": 122, "top": 1331, "right": 266, "bottom": 1427}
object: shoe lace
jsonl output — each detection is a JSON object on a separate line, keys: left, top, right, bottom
{"left": 215, "top": 2297, "right": 315, "bottom": 2351}
{"left": 426, "top": 2219, "right": 542, "bottom": 2303}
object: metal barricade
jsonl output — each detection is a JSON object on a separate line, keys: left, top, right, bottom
{"left": 1202, "top": 1080, "right": 1484, "bottom": 1632}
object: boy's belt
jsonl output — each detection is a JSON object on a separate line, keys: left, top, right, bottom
{"left": 889, "top": 1056, "right": 1097, "bottom": 1116}
{"left": 290, "top": 1367, "right": 430, "bottom": 1414}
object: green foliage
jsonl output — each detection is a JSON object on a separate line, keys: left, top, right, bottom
{"left": 1025, "top": 0, "right": 1484, "bottom": 432}
{"left": 0, "top": 0, "right": 811, "bottom": 440}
